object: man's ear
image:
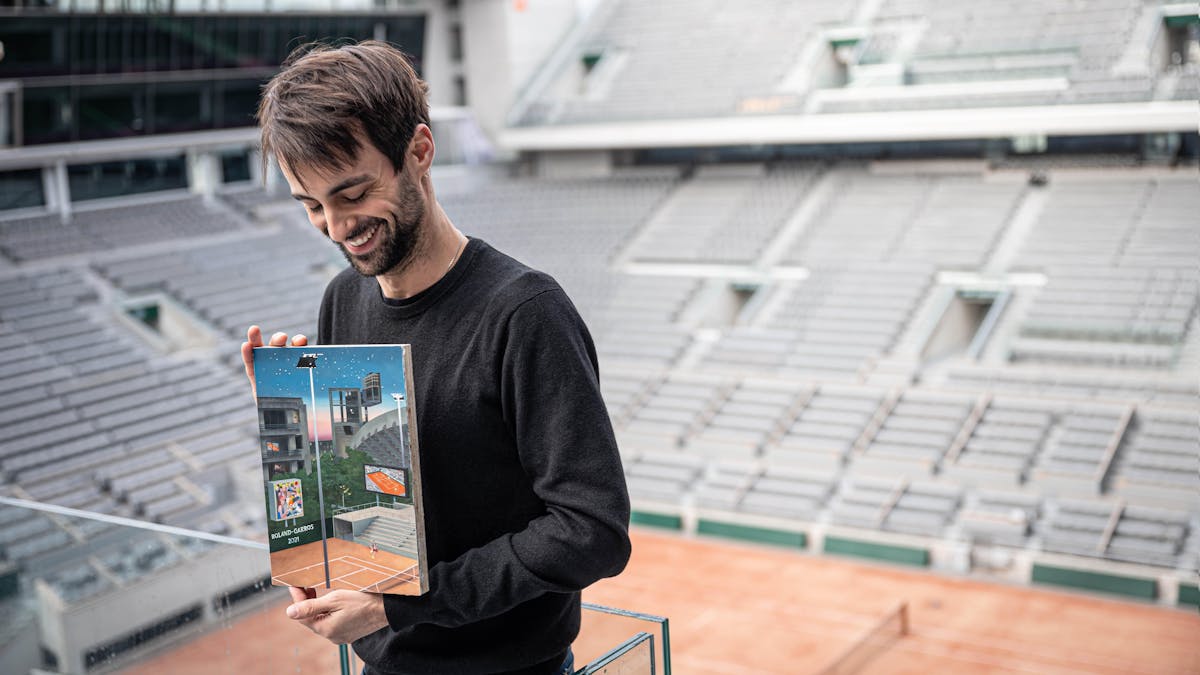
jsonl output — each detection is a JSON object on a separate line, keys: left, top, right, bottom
{"left": 408, "top": 124, "right": 436, "bottom": 173}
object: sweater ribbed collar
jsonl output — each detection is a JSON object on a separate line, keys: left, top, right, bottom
{"left": 375, "top": 237, "right": 483, "bottom": 318}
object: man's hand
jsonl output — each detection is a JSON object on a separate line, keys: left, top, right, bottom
{"left": 285, "top": 587, "right": 389, "bottom": 644}
{"left": 241, "top": 325, "right": 308, "bottom": 397}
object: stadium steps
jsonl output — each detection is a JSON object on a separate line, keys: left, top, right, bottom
{"left": 984, "top": 181, "right": 1050, "bottom": 274}
{"left": 357, "top": 508, "right": 419, "bottom": 560}
{"left": 1173, "top": 317, "right": 1200, "bottom": 374}
{"left": 1109, "top": 406, "right": 1200, "bottom": 511}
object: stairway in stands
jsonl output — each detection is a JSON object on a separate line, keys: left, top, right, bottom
{"left": 357, "top": 508, "right": 419, "bottom": 559}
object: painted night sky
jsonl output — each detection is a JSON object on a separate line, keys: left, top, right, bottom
{"left": 253, "top": 345, "right": 408, "bottom": 441}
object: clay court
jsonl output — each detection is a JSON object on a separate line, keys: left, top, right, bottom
{"left": 366, "top": 470, "right": 407, "bottom": 496}
{"left": 271, "top": 537, "right": 421, "bottom": 595}
{"left": 131, "top": 528, "right": 1200, "bottom": 674}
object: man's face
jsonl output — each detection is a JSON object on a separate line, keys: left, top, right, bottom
{"left": 282, "top": 138, "right": 426, "bottom": 278}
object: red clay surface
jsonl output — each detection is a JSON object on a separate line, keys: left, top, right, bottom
{"left": 584, "top": 530, "right": 1200, "bottom": 675}
{"left": 129, "top": 528, "right": 1200, "bottom": 674}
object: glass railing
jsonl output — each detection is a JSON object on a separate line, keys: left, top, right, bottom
{"left": 0, "top": 496, "right": 669, "bottom": 674}
{"left": 0, "top": 495, "right": 332, "bottom": 674}
{"left": 577, "top": 603, "right": 672, "bottom": 675}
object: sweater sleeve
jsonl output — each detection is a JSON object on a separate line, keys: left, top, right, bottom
{"left": 381, "top": 288, "right": 632, "bottom": 629}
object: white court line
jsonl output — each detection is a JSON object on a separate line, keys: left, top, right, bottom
{"left": 273, "top": 555, "right": 417, "bottom": 589}
{"left": 354, "top": 565, "right": 420, "bottom": 592}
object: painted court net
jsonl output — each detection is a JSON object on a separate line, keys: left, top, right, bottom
{"left": 817, "top": 601, "right": 909, "bottom": 675}
{"left": 360, "top": 563, "right": 419, "bottom": 592}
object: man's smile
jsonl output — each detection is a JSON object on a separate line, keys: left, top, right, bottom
{"left": 344, "top": 221, "right": 382, "bottom": 253}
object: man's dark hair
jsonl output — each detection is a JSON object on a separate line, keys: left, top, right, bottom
{"left": 257, "top": 40, "right": 430, "bottom": 181}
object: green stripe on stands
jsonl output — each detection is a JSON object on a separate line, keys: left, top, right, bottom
{"left": 823, "top": 536, "right": 929, "bottom": 567}
{"left": 1031, "top": 564, "right": 1157, "bottom": 600}
{"left": 697, "top": 520, "right": 806, "bottom": 549}
{"left": 630, "top": 511, "right": 682, "bottom": 530}
{"left": 1165, "top": 14, "right": 1199, "bottom": 28}
{"left": 1176, "top": 583, "right": 1199, "bottom": 609}
{"left": 0, "top": 563, "right": 17, "bottom": 600}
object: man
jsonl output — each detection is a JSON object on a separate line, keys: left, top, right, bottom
{"left": 241, "top": 41, "right": 631, "bottom": 675}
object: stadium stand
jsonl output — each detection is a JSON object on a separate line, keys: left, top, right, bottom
{"left": 518, "top": 0, "right": 856, "bottom": 125}
{"left": 616, "top": 372, "right": 731, "bottom": 455}
{"left": 1, "top": 159, "right": 1195, "bottom": 589}
{"left": 856, "top": 389, "right": 978, "bottom": 477}
{"left": 43, "top": 563, "right": 113, "bottom": 605}
{"left": 627, "top": 163, "right": 820, "bottom": 264}
{"left": 692, "top": 459, "right": 757, "bottom": 511}
{"left": 1039, "top": 497, "right": 1117, "bottom": 557}
{"left": 623, "top": 450, "right": 706, "bottom": 505}
{"left": 740, "top": 464, "right": 837, "bottom": 521}
{"left": 941, "top": 362, "right": 1200, "bottom": 405}
{"left": 766, "top": 384, "right": 886, "bottom": 470}
{"left": 515, "top": 0, "right": 1194, "bottom": 125}
{"left": 592, "top": 275, "right": 700, "bottom": 370}
{"left": 0, "top": 263, "right": 260, "bottom": 557}
{"left": 0, "top": 196, "right": 245, "bottom": 263}
{"left": 0, "top": 7, "right": 1197, "bottom": 670}
{"left": 956, "top": 489, "right": 1040, "bottom": 546}
{"left": 1112, "top": 406, "right": 1200, "bottom": 509}
{"left": 942, "top": 396, "right": 1054, "bottom": 487}
{"left": 685, "top": 378, "right": 802, "bottom": 461}
{"left": 92, "top": 227, "right": 338, "bottom": 351}
{"left": 702, "top": 263, "right": 934, "bottom": 381}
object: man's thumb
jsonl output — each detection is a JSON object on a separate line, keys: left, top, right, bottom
{"left": 287, "top": 600, "right": 320, "bottom": 619}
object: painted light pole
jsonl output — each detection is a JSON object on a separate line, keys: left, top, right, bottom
{"left": 391, "top": 391, "right": 409, "bottom": 466}
{"left": 296, "top": 352, "right": 331, "bottom": 589}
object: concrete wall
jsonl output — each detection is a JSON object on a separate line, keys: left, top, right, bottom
{"left": 459, "top": 0, "right": 579, "bottom": 140}
{"left": 37, "top": 544, "right": 268, "bottom": 674}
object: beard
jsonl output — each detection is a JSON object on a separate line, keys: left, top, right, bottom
{"left": 338, "top": 173, "right": 426, "bottom": 278}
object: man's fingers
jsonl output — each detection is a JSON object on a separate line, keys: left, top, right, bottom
{"left": 283, "top": 590, "right": 387, "bottom": 645}
{"left": 244, "top": 326, "right": 307, "bottom": 397}
{"left": 288, "top": 586, "right": 314, "bottom": 603}
{"left": 286, "top": 596, "right": 329, "bottom": 621}
{"left": 241, "top": 341, "right": 257, "bottom": 397}
{"left": 243, "top": 326, "right": 265, "bottom": 396}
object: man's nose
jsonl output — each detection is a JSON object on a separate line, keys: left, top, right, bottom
{"left": 325, "top": 209, "right": 357, "bottom": 242}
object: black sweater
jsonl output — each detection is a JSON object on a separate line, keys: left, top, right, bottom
{"left": 317, "top": 238, "right": 631, "bottom": 675}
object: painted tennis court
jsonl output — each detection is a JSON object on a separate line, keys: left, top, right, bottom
{"left": 270, "top": 537, "right": 422, "bottom": 595}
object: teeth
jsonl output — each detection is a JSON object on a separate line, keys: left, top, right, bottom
{"left": 347, "top": 224, "right": 378, "bottom": 248}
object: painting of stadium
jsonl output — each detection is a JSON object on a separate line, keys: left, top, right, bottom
{"left": 252, "top": 344, "right": 428, "bottom": 596}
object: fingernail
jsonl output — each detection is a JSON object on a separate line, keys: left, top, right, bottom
{"left": 286, "top": 605, "right": 299, "bottom": 618}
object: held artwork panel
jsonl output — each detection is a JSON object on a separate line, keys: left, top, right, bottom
{"left": 252, "top": 344, "right": 428, "bottom": 595}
